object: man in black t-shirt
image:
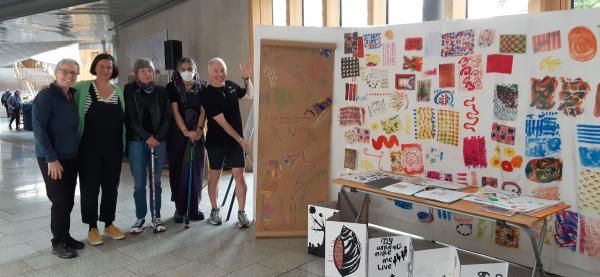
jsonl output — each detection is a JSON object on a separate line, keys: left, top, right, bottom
{"left": 201, "top": 57, "right": 253, "bottom": 228}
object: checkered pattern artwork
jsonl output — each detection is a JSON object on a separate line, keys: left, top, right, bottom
{"left": 341, "top": 57, "right": 360, "bottom": 78}
{"left": 499, "top": 34, "right": 527, "bottom": 54}
{"left": 437, "top": 109, "right": 460, "bottom": 146}
{"left": 383, "top": 43, "right": 396, "bottom": 66}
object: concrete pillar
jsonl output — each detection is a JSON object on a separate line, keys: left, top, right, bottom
{"left": 423, "top": 0, "right": 443, "bottom": 21}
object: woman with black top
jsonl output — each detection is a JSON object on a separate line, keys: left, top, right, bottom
{"left": 73, "top": 53, "right": 126, "bottom": 245}
{"left": 32, "top": 59, "right": 85, "bottom": 259}
{"left": 166, "top": 57, "right": 207, "bottom": 224}
{"left": 124, "top": 58, "right": 171, "bottom": 234}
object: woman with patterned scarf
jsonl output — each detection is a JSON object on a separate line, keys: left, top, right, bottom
{"left": 124, "top": 58, "right": 171, "bottom": 234}
{"left": 166, "top": 57, "right": 207, "bottom": 225}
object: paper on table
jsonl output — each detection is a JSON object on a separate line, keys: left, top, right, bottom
{"left": 414, "top": 188, "right": 471, "bottom": 203}
{"left": 426, "top": 180, "right": 469, "bottom": 190}
{"left": 382, "top": 181, "right": 427, "bottom": 195}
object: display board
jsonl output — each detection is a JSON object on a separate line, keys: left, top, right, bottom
{"left": 255, "top": 39, "right": 335, "bottom": 237}
{"left": 330, "top": 8, "right": 600, "bottom": 275}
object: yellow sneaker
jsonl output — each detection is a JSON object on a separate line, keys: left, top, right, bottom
{"left": 88, "top": 228, "right": 104, "bottom": 245}
{"left": 104, "top": 224, "right": 126, "bottom": 240}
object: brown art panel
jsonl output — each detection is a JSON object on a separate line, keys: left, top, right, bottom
{"left": 257, "top": 40, "right": 335, "bottom": 237}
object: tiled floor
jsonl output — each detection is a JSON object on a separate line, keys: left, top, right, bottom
{"left": 0, "top": 115, "right": 558, "bottom": 277}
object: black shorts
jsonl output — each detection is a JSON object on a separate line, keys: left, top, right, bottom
{"left": 206, "top": 145, "right": 245, "bottom": 170}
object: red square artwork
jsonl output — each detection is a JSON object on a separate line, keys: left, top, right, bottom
{"left": 405, "top": 37, "right": 423, "bottom": 51}
{"left": 486, "top": 54, "right": 513, "bottom": 74}
{"left": 353, "top": 37, "right": 365, "bottom": 58}
{"left": 439, "top": 63, "right": 455, "bottom": 88}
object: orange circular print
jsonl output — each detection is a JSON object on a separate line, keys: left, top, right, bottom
{"left": 568, "top": 26, "right": 597, "bottom": 62}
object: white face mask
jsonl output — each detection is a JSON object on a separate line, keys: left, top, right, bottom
{"left": 180, "top": 71, "right": 194, "bottom": 82}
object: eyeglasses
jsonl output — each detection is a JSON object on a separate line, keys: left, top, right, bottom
{"left": 57, "top": 68, "right": 79, "bottom": 76}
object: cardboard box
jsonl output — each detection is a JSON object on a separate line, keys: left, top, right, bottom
{"left": 307, "top": 201, "right": 339, "bottom": 257}
{"left": 413, "top": 246, "right": 508, "bottom": 277}
{"left": 368, "top": 233, "right": 413, "bottom": 277}
{"left": 325, "top": 213, "right": 368, "bottom": 277}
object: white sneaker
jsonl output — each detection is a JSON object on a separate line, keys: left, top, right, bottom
{"left": 237, "top": 211, "right": 251, "bottom": 228}
{"left": 129, "top": 218, "right": 145, "bottom": 234}
{"left": 210, "top": 208, "right": 222, "bottom": 225}
{"left": 152, "top": 218, "right": 166, "bottom": 233}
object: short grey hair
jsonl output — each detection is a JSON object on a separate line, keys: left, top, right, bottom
{"left": 55, "top": 59, "right": 80, "bottom": 75}
{"left": 208, "top": 57, "right": 227, "bottom": 72}
{"left": 133, "top": 58, "right": 155, "bottom": 76}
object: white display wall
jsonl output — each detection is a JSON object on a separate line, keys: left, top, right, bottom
{"left": 253, "top": 8, "right": 600, "bottom": 277}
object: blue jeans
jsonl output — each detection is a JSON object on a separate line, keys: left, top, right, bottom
{"left": 128, "top": 141, "right": 166, "bottom": 219}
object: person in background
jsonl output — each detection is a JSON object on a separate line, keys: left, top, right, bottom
{"left": 32, "top": 59, "right": 84, "bottom": 259}
{"left": 72, "top": 53, "right": 126, "bottom": 245}
{"left": 124, "top": 58, "right": 171, "bottom": 234}
{"left": 201, "top": 57, "right": 253, "bottom": 228}
{"left": 8, "top": 90, "right": 22, "bottom": 130}
{"left": 166, "top": 57, "right": 207, "bottom": 223}
{"left": 1, "top": 90, "right": 11, "bottom": 117}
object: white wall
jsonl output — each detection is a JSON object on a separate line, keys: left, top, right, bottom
{"left": 114, "top": 0, "right": 252, "bottom": 134}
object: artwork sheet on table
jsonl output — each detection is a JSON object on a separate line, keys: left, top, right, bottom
{"left": 328, "top": 8, "right": 600, "bottom": 275}
{"left": 463, "top": 186, "right": 562, "bottom": 213}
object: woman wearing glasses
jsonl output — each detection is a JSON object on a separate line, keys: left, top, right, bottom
{"left": 124, "top": 58, "right": 171, "bottom": 234}
{"left": 166, "top": 57, "right": 207, "bottom": 224}
{"left": 72, "top": 53, "right": 126, "bottom": 245}
{"left": 32, "top": 59, "right": 85, "bottom": 259}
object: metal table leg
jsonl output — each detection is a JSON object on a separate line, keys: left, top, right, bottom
{"left": 523, "top": 218, "right": 549, "bottom": 277}
{"left": 340, "top": 188, "right": 369, "bottom": 223}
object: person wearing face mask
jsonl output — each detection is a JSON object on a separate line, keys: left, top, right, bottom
{"left": 124, "top": 58, "right": 171, "bottom": 234}
{"left": 32, "top": 58, "right": 85, "bottom": 259}
{"left": 166, "top": 57, "right": 208, "bottom": 224}
{"left": 201, "top": 57, "right": 253, "bottom": 228}
{"left": 72, "top": 53, "right": 126, "bottom": 245}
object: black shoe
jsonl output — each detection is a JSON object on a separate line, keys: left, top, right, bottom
{"left": 52, "top": 243, "right": 77, "bottom": 259}
{"left": 190, "top": 211, "right": 205, "bottom": 221}
{"left": 174, "top": 212, "right": 183, "bottom": 224}
{"left": 65, "top": 236, "right": 85, "bottom": 250}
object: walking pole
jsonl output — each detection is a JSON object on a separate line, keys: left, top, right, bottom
{"left": 184, "top": 142, "right": 194, "bottom": 229}
{"left": 150, "top": 147, "right": 157, "bottom": 233}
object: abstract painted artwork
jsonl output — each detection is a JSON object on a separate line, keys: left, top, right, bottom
{"left": 495, "top": 223, "right": 520, "bottom": 248}
{"left": 402, "top": 143, "right": 424, "bottom": 175}
{"left": 458, "top": 55, "right": 483, "bottom": 92}
{"left": 568, "top": 26, "right": 597, "bottom": 62}
{"left": 414, "top": 108, "right": 435, "bottom": 140}
{"left": 405, "top": 37, "right": 423, "bottom": 50}
{"left": 554, "top": 210, "right": 578, "bottom": 252}
{"left": 576, "top": 169, "right": 600, "bottom": 215}
{"left": 530, "top": 76, "right": 558, "bottom": 110}
{"left": 493, "top": 84, "right": 518, "bottom": 121}
{"left": 486, "top": 54, "right": 513, "bottom": 74}
{"left": 341, "top": 57, "right": 360, "bottom": 78}
{"left": 478, "top": 29, "right": 495, "bottom": 47}
{"left": 491, "top": 123, "right": 516, "bottom": 145}
{"left": 525, "top": 158, "right": 563, "bottom": 183}
{"left": 395, "top": 74, "right": 416, "bottom": 90}
{"left": 417, "top": 79, "right": 432, "bottom": 102}
{"left": 532, "top": 30, "right": 561, "bottom": 53}
{"left": 463, "top": 136, "right": 487, "bottom": 168}
{"left": 439, "top": 63, "right": 455, "bottom": 88}
{"left": 441, "top": 29, "right": 475, "bottom": 57}
{"left": 437, "top": 110, "right": 460, "bottom": 146}
{"left": 344, "top": 148, "right": 357, "bottom": 170}
{"left": 558, "top": 77, "right": 590, "bottom": 116}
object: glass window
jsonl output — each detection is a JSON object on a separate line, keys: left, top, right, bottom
{"left": 273, "top": 0, "right": 287, "bottom": 26}
{"left": 303, "top": 0, "right": 323, "bottom": 27}
{"left": 467, "top": 0, "right": 528, "bottom": 19}
{"left": 388, "top": 0, "right": 423, "bottom": 24}
{"left": 341, "top": 0, "right": 368, "bottom": 27}
{"left": 573, "top": 0, "right": 600, "bottom": 9}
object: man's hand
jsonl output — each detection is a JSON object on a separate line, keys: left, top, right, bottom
{"left": 145, "top": 136, "right": 160, "bottom": 148}
{"left": 239, "top": 60, "right": 252, "bottom": 79}
{"left": 239, "top": 138, "right": 251, "bottom": 152}
{"left": 48, "top": 161, "right": 63, "bottom": 180}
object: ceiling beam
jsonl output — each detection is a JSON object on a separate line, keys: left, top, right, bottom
{"left": 0, "top": 0, "right": 97, "bottom": 21}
